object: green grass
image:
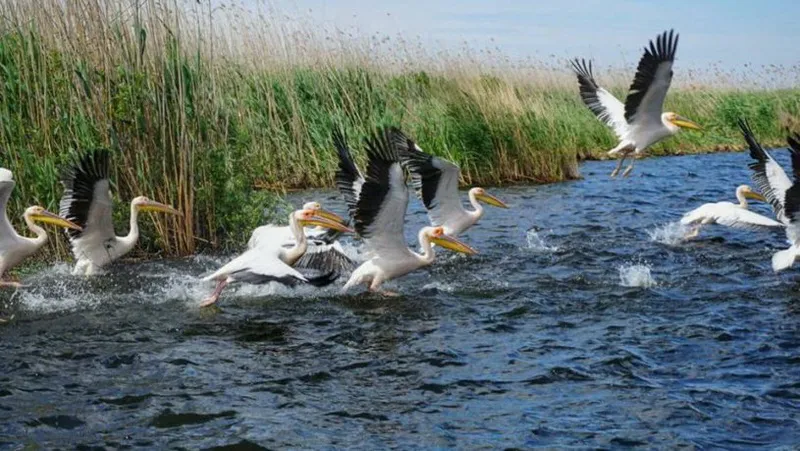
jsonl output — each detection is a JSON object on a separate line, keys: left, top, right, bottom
{"left": 0, "top": 1, "right": 798, "bottom": 260}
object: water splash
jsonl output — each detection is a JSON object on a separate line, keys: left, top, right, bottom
{"left": 525, "top": 229, "right": 559, "bottom": 253}
{"left": 648, "top": 221, "right": 691, "bottom": 246}
{"left": 618, "top": 262, "right": 656, "bottom": 288}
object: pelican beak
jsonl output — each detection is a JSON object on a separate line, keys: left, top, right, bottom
{"left": 30, "top": 210, "right": 82, "bottom": 231}
{"left": 745, "top": 191, "right": 767, "bottom": 202}
{"left": 301, "top": 215, "right": 354, "bottom": 233}
{"left": 476, "top": 192, "right": 509, "bottom": 208}
{"left": 672, "top": 115, "right": 702, "bottom": 131}
{"left": 313, "top": 208, "right": 348, "bottom": 224}
{"left": 139, "top": 200, "right": 182, "bottom": 216}
{"left": 431, "top": 234, "right": 478, "bottom": 255}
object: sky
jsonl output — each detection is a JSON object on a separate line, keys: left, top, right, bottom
{"left": 260, "top": 0, "right": 800, "bottom": 69}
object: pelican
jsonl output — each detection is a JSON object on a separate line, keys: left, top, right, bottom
{"left": 680, "top": 185, "right": 781, "bottom": 238}
{"left": 339, "top": 127, "right": 477, "bottom": 295}
{"left": 399, "top": 142, "right": 508, "bottom": 236}
{"left": 572, "top": 29, "right": 702, "bottom": 177}
{"left": 0, "top": 169, "right": 82, "bottom": 288}
{"left": 59, "top": 149, "right": 181, "bottom": 276}
{"left": 200, "top": 207, "right": 354, "bottom": 307}
{"left": 247, "top": 201, "right": 357, "bottom": 275}
{"left": 740, "top": 119, "right": 800, "bottom": 272}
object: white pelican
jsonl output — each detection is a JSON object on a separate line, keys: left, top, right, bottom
{"left": 680, "top": 185, "right": 781, "bottom": 238}
{"left": 740, "top": 119, "right": 800, "bottom": 271}
{"left": 0, "top": 169, "right": 82, "bottom": 288}
{"left": 339, "top": 127, "right": 477, "bottom": 295}
{"left": 200, "top": 208, "right": 354, "bottom": 306}
{"left": 247, "top": 201, "right": 357, "bottom": 275}
{"left": 59, "top": 149, "right": 181, "bottom": 276}
{"left": 399, "top": 142, "right": 508, "bottom": 236}
{"left": 572, "top": 29, "right": 702, "bottom": 177}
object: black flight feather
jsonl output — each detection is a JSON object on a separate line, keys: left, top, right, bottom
{"left": 59, "top": 148, "right": 111, "bottom": 240}
{"left": 624, "top": 29, "right": 678, "bottom": 122}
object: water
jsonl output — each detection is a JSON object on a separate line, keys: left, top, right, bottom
{"left": 2, "top": 152, "right": 800, "bottom": 449}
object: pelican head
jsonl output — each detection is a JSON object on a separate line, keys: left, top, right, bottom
{"left": 24, "top": 206, "right": 82, "bottom": 231}
{"left": 470, "top": 188, "right": 509, "bottom": 208}
{"left": 132, "top": 196, "right": 182, "bottom": 216}
{"left": 663, "top": 112, "right": 702, "bottom": 133}
{"left": 425, "top": 226, "right": 478, "bottom": 255}
{"left": 736, "top": 184, "right": 766, "bottom": 202}
{"left": 301, "top": 201, "right": 347, "bottom": 224}
{"left": 295, "top": 209, "right": 353, "bottom": 233}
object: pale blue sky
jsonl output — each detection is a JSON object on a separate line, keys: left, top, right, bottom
{"left": 264, "top": 0, "right": 800, "bottom": 69}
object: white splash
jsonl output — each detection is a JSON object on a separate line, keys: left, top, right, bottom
{"left": 647, "top": 221, "right": 691, "bottom": 246}
{"left": 525, "top": 229, "right": 559, "bottom": 253}
{"left": 618, "top": 263, "right": 656, "bottom": 288}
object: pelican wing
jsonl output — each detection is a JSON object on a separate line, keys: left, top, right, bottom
{"left": 206, "top": 247, "right": 336, "bottom": 287}
{"left": 355, "top": 127, "right": 410, "bottom": 255}
{"left": 333, "top": 128, "right": 365, "bottom": 218}
{"left": 293, "top": 241, "right": 357, "bottom": 274}
{"left": 715, "top": 208, "right": 785, "bottom": 231}
{"left": 59, "top": 149, "right": 116, "bottom": 243}
{"left": 0, "top": 171, "right": 16, "bottom": 241}
{"left": 741, "top": 119, "right": 791, "bottom": 223}
{"left": 624, "top": 30, "right": 678, "bottom": 124}
{"left": 571, "top": 59, "right": 628, "bottom": 139}
{"left": 782, "top": 134, "right": 800, "bottom": 243}
{"left": 399, "top": 142, "right": 468, "bottom": 227}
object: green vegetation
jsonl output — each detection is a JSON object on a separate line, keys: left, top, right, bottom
{"left": 0, "top": 1, "right": 798, "bottom": 258}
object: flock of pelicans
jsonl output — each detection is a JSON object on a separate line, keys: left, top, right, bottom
{"left": 0, "top": 29, "right": 799, "bottom": 313}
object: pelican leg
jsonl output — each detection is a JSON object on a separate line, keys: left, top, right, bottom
{"left": 610, "top": 155, "right": 626, "bottom": 178}
{"left": 0, "top": 280, "right": 25, "bottom": 289}
{"left": 685, "top": 225, "right": 702, "bottom": 239}
{"left": 200, "top": 280, "right": 228, "bottom": 307}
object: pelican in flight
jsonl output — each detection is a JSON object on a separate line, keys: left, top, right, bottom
{"left": 572, "top": 29, "right": 702, "bottom": 177}
{"left": 399, "top": 142, "right": 508, "bottom": 236}
{"left": 680, "top": 185, "right": 781, "bottom": 238}
{"left": 0, "top": 169, "right": 82, "bottom": 288}
{"left": 740, "top": 119, "right": 800, "bottom": 272}
{"left": 59, "top": 149, "right": 181, "bottom": 276}
{"left": 339, "top": 127, "right": 477, "bottom": 295}
{"left": 200, "top": 207, "right": 354, "bottom": 306}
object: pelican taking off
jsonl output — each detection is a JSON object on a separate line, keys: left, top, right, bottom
{"left": 200, "top": 207, "right": 353, "bottom": 307}
{"left": 680, "top": 185, "right": 781, "bottom": 238}
{"left": 0, "top": 169, "right": 82, "bottom": 288}
{"left": 399, "top": 142, "right": 508, "bottom": 236}
{"left": 339, "top": 127, "right": 477, "bottom": 295}
{"left": 59, "top": 149, "right": 181, "bottom": 276}
{"left": 741, "top": 119, "right": 800, "bottom": 272}
{"left": 572, "top": 29, "right": 702, "bottom": 177}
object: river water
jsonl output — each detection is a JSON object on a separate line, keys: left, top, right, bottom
{"left": 1, "top": 152, "right": 799, "bottom": 449}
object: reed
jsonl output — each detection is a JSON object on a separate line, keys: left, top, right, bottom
{"left": 0, "top": 0, "right": 798, "bottom": 258}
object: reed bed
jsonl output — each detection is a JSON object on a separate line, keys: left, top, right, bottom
{"left": 0, "top": 0, "right": 798, "bottom": 258}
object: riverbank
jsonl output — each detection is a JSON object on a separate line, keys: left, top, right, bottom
{"left": 1, "top": 0, "right": 798, "bottom": 258}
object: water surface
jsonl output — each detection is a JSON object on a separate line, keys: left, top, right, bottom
{"left": 1, "top": 152, "right": 799, "bottom": 449}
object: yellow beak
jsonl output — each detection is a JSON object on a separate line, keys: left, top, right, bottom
{"left": 30, "top": 210, "right": 82, "bottom": 231}
{"left": 672, "top": 115, "right": 702, "bottom": 131}
{"left": 476, "top": 192, "right": 509, "bottom": 208}
{"left": 139, "top": 200, "right": 182, "bottom": 216}
{"left": 745, "top": 191, "right": 767, "bottom": 202}
{"left": 313, "top": 208, "right": 348, "bottom": 224}
{"left": 300, "top": 215, "right": 354, "bottom": 233}
{"left": 431, "top": 234, "right": 478, "bottom": 255}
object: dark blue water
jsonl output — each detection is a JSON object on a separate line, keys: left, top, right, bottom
{"left": 1, "top": 152, "right": 799, "bottom": 449}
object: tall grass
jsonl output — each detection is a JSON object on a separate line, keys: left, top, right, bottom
{"left": 0, "top": 0, "right": 798, "bottom": 258}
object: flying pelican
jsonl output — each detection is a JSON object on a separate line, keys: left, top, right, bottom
{"left": 399, "top": 142, "right": 508, "bottom": 236}
{"left": 59, "top": 149, "right": 181, "bottom": 276}
{"left": 740, "top": 119, "right": 800, "bottom": 272}
{"left": 339, "top": 127, "right": 477, "bottom": 295}
{"left": 680, "top": 185, "right": 781, "bottom": 238}
{"left": 200, "top": 207, "right": 354, "bottom": 306}
{"left": 572, "top": 29, "right": 702, "bottom": 177}
{"left": 0, "top": 169, "right": 82, "bottom": 288}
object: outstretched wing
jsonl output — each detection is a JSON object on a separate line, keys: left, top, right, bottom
{"left": 0, "top": 170, "right": 16, "bottom": 242}
{"left": 571, "top": 58, "right": 629, "bottom": 138}
{"left": 293, "top": 241, "right": 357, "bottom": 274}
{"left": 59, "top": 149, "right": 116, "bottom": 243}
{"left": 741, "top": 119, "right": 792, "bottom": 224}
{"left": 624, "top": 30, "right": 678, "bottom": 125}
{"left": 715, "top": 208, "right": 785, "bottom": 231}
{"left": 399, "top": 141, "right": 468, "bottom": 227}
{"left": 781, "top": 133, "right": 800, "bottom": 243}
{"left": 333, "top": 128, "right": 365, "bottom": 218}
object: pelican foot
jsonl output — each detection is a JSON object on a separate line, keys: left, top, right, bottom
{"left": 199, "top": 296, "right": 220, "bottom": 308}
{"left": 622, "top": 165, "right": 634, "bottom": 177}
{"left": 610, "top": 167, "right": 620, "bottom": 178}
{"left": 0, "top": 281, "right": 25, "bottom": 289}
{"left": 379, "top": 290, "right": 400, "bottom": 297}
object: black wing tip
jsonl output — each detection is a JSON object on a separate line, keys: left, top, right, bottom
{"left": 305, "top": 271, "right": 339, "bottom": 287}
{"left": 787, "top": 133, "right": 800, "bottom": 153}
{"left": 738, "top": 117, "right": 768, "bottom": 160}
{"left": 646, "top": 29, "right": 679, "bottom": 61}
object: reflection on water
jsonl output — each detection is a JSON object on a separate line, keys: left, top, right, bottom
{"left": 1, "top": 152, "right": 799, "bottom": 448}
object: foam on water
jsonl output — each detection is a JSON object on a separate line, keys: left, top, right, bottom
{"left": 525, "top": 229, "right": 559, "bottom": 253}
{"left": 618, "top": 262, "right": 656, "bottom": 288}
{"left": 648, "top": 221, "right": 691, "bottom": 246}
